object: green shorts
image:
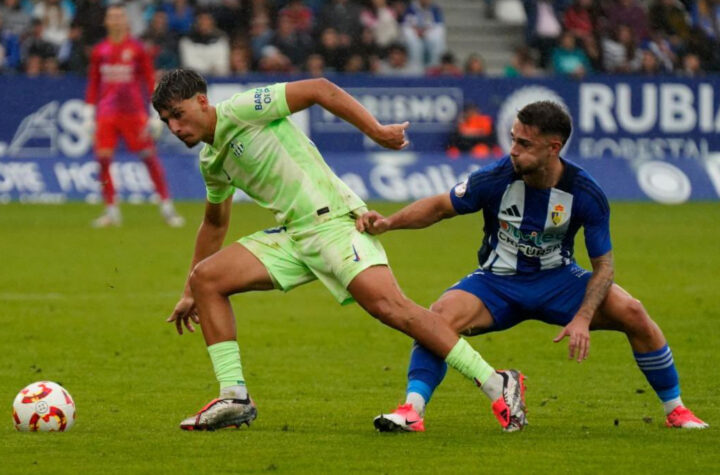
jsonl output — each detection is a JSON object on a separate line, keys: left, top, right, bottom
{"left": 238, "top": 213, "right": 388, "bottom": 305}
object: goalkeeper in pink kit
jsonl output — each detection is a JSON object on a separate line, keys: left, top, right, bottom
{"left": 85, "top": 4, "right": 184, "bottom": 228}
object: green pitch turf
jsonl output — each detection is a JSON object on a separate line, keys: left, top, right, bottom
{"left": 0, "top": 202, "right": 718, "bottom": 474}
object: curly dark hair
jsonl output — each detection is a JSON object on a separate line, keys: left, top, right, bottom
{"left": 152, "top": 69, "right": 208, "bottom": 113}
{"left": 517, "top": 101, "right": 572, "bottom": 145}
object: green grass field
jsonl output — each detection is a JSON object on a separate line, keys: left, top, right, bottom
{"left": 1, "top": 202, "right": 718, "bottom": 474}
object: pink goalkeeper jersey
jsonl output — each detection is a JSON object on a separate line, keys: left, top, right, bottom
{"left": 86, "top": 35, "right": 155, "bottom": 117}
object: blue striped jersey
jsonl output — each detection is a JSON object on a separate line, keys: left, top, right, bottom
{"left": 449, "top": 157, "right": 611, "bottom": 275}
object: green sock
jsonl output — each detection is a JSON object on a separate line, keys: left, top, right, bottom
{"left": 207, "top": 341, "right": 245, "bottom": 390}
{"left": 445, "top": 338, "right": 495, "bottom": 385}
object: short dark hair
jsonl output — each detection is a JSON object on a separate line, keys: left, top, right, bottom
{"left": 517, "top": 101, "right": 572, "bottom": 145}
{"left": 152, "top": 69, "right": 208, "bottom": 113}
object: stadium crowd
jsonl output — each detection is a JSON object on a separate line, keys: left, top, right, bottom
{"left": 0, "top": 0, "right": 716, "bottom": 77}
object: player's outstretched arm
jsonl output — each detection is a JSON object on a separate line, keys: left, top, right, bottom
{"left": 356, "top": 193, "right": 457, "bottom": 235}
{"left": 285, "top": 78, "right": 409, "bottom": 150}
{"left": 553, "top": 251, "right": 615, "bottom": 362}
{"left": 167, "top": 196, "right": 233, "bottom": 335}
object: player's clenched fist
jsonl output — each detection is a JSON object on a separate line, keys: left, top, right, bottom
{"left": 371, "top": 122, "right": 410, "bottom": 150}
{"left": 356, "top": 210, "right": 390, "bottom": 235}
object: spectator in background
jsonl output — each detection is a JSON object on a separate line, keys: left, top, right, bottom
{"left": 246, "top": 0, "right": 277, "bottom": 27}
{"left": 213, "top": 0, "right": 245, "bottom": 38}
{"left": 24, "top": 52, "right": 43, "bottom": 75}
{"left": 343, "top": 52, "right": 366, "bottom": 72}
{"left": 249, "top": 13, "right": 273, "bottom": 65}
{"left": 402, "top": 0, "right": 446, "bottom": 68}
{"left": 446, "top": 102, "right": 498, "bottom": 159}
{"left": 602, "top": 24, "right": 642, "bottom": 73}
{"left": 21, "top": 18, "right": 56, "bottom": 69}
{"left": 377, "top": 42, "right": 422, "bottom": 75}
{"left": 0, "top": 11, "right": 21, "bottom": 71}
{"left": 162, "top": 0, "right": 195, "bottom": 36}
{"left": 142, "top": 10, "right": 180, "bottom": 72}
{"left": 351, "top": 26, "right": 380, "bottom": 63}
{"left": 124, "top": 0, "right": 153, "bottom": 37}
{"left": 464, "top": 53, "right": 485, "bottom": 76}
{"left": 522, "top": 0, "right": 562, "bottom": 68}
{"left": 42, "top": 52, "right": 60, "bottom": 74}
{"left": 32, "top": 0, "right": 72, "bottom": 48}
{"left": 504, "top": 45, "right": 540, "bottom": 77}
{"left": 73, "top": 0, "right": 105, "bottom": 47}
{"left": 563, "top": 0, "right": 596, "bottom": 48}
{"left": 426, "top": 51, "right": 463, "bottom": 77}
{"left": 644, "top": 31, "right": 677, "bottom": 72}
{"left": 680, "top": 51, "right": 704, "bottom": 76}
{"left": 602, "top": 0, "right": 650, "bottom": 42}
{"left": 318, "top": 0, "right": 362, "bottom": 48}
{"left": 551, "top": 30, "right": 591, "bottom": 78}
{"left": 179, "top": 10, "right": 230, "bottom": 76}
{"left": 0, "top": 0, "right": 32, "bottom": 39}
{"left": 638, "top": 49, "right": 662, "bottom": 75}
{"left": 648, "top": 0, "right": 691, "bottom": 48}
{"left": 360, "top": 0, "right": 399, "bottom": 50}
{"left": 258, "top": 44, "right": 293, "bottom": 72}
{"left": 315, "top": 26, "right": 348, "bottom": 71}
{"left": 304, "top": 52, "right": 325, "bottom": 76}
{"left": 692, "top": 0, "right": 720, "bottom": 38}
{"left": 58, "top": 21, "right": 87, "bottom": 72}
{"left": 229, "top": 40, "right": 252, "bottom": 74}
{"left": 279, "top": 0, "right": 313, "bottom": 34}
{"left": 272, "top": 14, "right": 313, "bottom": 69}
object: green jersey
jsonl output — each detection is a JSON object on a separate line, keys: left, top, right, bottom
{"left": 199, "top": 83, "right": 365, "bottom": 228}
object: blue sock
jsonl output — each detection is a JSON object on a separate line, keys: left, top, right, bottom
{"left": 406, "top": 341, "right": 448, "bottom": 404}
{"left": 634, "top": 344, "right": 680, "bottom": 402}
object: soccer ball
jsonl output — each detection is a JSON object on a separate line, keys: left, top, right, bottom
{"left": 12, "top": 381, "right": 76, "bottom": 432}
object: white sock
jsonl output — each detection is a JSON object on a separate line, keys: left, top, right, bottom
{"left": 219, "top": 384, "right": 248, "bottom": 400}
{"left": 663, "top": 396, "right": 683, "bottom": 415}
{"left": 106, "top": 205, "right": 120, "bottom": 218}
{"left": 405, "top": 392, "right": 427, "bottom": 417}
{"left": 160, "top": 200, "right": 175, "bottom": 215}
{"left": 481, "top": 372, "right": 504, "bottom": 401}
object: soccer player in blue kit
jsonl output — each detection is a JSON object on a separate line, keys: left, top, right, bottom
{"left": 356, "top": 101, "right": 708, "bottom": 431}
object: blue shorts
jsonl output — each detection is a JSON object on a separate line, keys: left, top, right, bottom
{"left": 450, "top": 263, "right": 592, "bottom": 334}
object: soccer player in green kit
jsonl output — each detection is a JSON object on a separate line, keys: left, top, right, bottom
{"left": 152, "top": 69, "right": 527, "bottom": 432}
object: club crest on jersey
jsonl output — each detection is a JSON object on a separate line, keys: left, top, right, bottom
{"left": 551, "top": 204, "right": 565, "bottom": 225}
{"left": 230, "top": 140, "right": 245, "bottom": 158}
{"left": 454, "top": 180, "right": 468, "bottom": 197}
{"left": 121, "top": 48, "right": 133, "bottom": 62}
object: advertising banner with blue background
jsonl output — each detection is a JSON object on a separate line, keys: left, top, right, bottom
{"left": 1, "top": 74, "right": 719, "bottom": 204}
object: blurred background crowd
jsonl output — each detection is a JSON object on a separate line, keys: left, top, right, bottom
{"left": 0, "top": 0, "right": 717, "bottom": 78}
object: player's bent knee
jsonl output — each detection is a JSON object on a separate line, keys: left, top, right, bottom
{"left": 188, "top": 261, "right": 216, "bottom": 295}
{"left": 618, "top": 298, "right": 654, "bottom": 335}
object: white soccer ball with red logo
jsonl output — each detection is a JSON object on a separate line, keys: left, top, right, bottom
{"left": 12, "top": 381, "right": 76, "bottom": 432}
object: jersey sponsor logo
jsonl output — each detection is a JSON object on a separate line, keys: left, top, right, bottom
{"left": 551, "top": 204, "right": 566, "bottom": 225}
{"left": 499, "top": 219, "right": 566, "bottom": 246}
{"left": 454, "top": 179, "right": 467, "bottom": 197}
{"left": 230, "top": 140, "right": 245, "bottom": 158}
{"left": 253, "top": 87, "right": 272, "bottom": 111}
{"left": 99, "top": 63, "right": 133, "bottom": 83}
{"left": 498, "top": 231, "right": 562, "bottom": 257}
